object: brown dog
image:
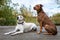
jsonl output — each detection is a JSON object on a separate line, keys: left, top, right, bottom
{"left": 33, "top": 4, "right": 57, "bottom": 35}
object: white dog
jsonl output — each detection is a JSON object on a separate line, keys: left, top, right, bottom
{"left": 4, "top": 15, "right": 37, "bottom": 35}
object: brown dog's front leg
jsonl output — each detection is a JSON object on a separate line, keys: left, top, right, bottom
{"left": 40, "top": 21, "right": 42, "bottom": 33}
{"left": 40, "top": 16, "right": 44, "bottom": 33}
{"left": 37, "top": 21, "right": 42, "bottom": 34}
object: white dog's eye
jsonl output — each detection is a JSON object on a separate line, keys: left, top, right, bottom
{"left": 20, "top": 16, "right": 23, "bottom": 19}
{"left": 20, "top": 16, "right": 22, "bottom": 18}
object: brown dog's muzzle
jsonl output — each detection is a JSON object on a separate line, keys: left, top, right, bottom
{"left": 33, "top": 7, "right": 36, "bottom": 10}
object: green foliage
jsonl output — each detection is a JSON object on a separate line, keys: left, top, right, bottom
{"left": 0, "top": 1, "right": 38, "bottom": 26}
{"left": 51, "top": 13, "right": 60, "bottom": 25}
{"left": 20, "top": 5, "right": 32, "bottom": 17}
{"left": 0, "top": 0, "right": 11, "bottom": 6}
{"left": 26, "top": 17, "right": 38, "bottom": 25}
{"left": 53, "top": 13, "right": 60, "bottom": 17}
{"left": 20, "top": 5, "right": 38, "bottom": 25}
{"left": 0, "top": 0, "right": 17, "bottom": 26}
{"left": 0, "top": 5, "right": 17, "bottom": 26}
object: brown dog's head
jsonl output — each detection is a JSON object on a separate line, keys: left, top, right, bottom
{"left": 33, "top": 4, "right": 43, "bottom": 11}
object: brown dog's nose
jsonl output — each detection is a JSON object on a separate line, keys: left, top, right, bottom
{"left": 33, "top": 7, "right": 36, "bottom": 10}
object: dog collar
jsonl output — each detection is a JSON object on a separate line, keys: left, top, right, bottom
{"left": 18, "top": 22, "right": 24, "bottom": 25}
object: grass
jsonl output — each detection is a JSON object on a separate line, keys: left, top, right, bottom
{"left": 24, "top": 17, "right": 39, "bottom": 25}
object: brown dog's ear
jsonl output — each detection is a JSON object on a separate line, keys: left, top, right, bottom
{"left": 40, "top": 4, "right": 43, "bottom": 7}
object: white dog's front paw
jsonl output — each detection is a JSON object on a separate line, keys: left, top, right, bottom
{"left": 4, "top": 33, "right": 9, "bottom": 35}
{"left": 10, "top": 34, "right": 16, "bottom": 36}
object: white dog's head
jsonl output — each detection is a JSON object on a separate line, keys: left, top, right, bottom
{"left": 17, "top": 15, "right": 24, "bottom": 24}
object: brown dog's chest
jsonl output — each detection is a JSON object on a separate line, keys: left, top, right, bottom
{"left": 37, "top": 15, "right": 42, "bottom": 22}
{"left": 37, "top": 12, "right": 45, "bottom": 22}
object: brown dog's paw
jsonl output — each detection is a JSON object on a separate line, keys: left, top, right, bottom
{"left": 43, "top": 32, "right": 52, "bottom": 35}
{"left": 37, "top": 32, "right": 41, "bottom": 34}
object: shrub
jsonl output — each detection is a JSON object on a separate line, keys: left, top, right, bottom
{"left": 0, "top": 6, "right": 17, "bottom": 26}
